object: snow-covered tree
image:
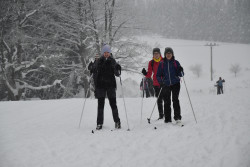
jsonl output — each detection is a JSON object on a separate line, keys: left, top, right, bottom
{"left": 0, "top": 0, "right": 145, "bottom": 100}
{"left": 0, "top": 0, "right": 49, "bottom": 100}
{"left": 230, "top": 64, "right": 241, "bottom": 77}
{"left": 189, "top": 64, "right": 202, "bottom": 78}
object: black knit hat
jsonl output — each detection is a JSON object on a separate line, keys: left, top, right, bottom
{"left": 153, "top": 48, "right": 161, "bottom": 55}
{"left": 164, "top": 47, "right": 174, "bottom": 56}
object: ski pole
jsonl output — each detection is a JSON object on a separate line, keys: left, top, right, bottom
{"left": 223, "top": 82, "right": 225, "bottom": 94}
{"left": 147, "top": 86, "right": 163, "bottom": 124}
{"left": 147, "top": 76, "right": 165, "bottom": 124}
{"left": 78, "top": 74, "right": 93, "bottom": 128}
{"left": 140, "top": 77, "right": 145, "bottom": 124}
{"left": 181, "top": 72, "right": 197, "bottom": 124}
{"left": 119, "top": 76, "right": 130, "bottom": 131}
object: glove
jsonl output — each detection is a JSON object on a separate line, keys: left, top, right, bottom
{"left": 179, "top": 66, "right": 184, "bottom": 73}
{"left": 159, "top": 82, "right": 165, "bottom": 88}
{"left": 115, "top": 64, "right": 121, "bottom": 76}
{"left": 88, "top": 61, "right": 93, "bottom": 71}
{"left": 142, "top": 68, "right": 147, "bottom": 76}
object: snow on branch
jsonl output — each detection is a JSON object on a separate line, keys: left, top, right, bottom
{"left": 50, "top": 22, "right": 80, "bottom": 39}
{"left": 11, "top": 46, "right": 18, "bottom": 62}
{"left": 84, "top": 24, "right": 98, "bottom": 33}
{"left": 19, "top": 10, "right": 37, "bottom": 26}
{"left": 15, "top": 55, "right": 43, "bottom": 72}
{"left": 81, "top": 36, "right": 93, "bottom": 46}
{"left": 2, "top": 39, "right": 11, "bottom": 54}
{"left": 112, "top": 19, "right": 129, "bottom": 39}
{"left": 16, "top": 79, "right": 65, "bottom": 90}
{"left": 4, "top": 78, "right": 19, "bottom": 96}
{"left": 59, "top": 37, "right": 79, "bottom": 45}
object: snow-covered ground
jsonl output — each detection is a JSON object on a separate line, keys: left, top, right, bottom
{"left": 1, "top": 36, "right": 250, "bottom": 167}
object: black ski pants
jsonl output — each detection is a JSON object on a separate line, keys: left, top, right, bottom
{"left": 96, "top": 88, "right": 120, "bottom": 125}
{"left": 217, "top": 86, "right": 223, "bottom": 94}
{"left": 154, "top": 86, "right": 164, "bottom": 117}
{"left": 162, "top": 83, "right": 182, "bottom": 122}
{"left": 143, "top": 88, "right": 150, "bottom": 98}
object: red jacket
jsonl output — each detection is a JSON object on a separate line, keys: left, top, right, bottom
{"left": 145, "top": 57, "right": 163, "bottom": 87}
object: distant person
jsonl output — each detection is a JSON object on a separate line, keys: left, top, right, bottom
{"left": 156, "top": 47, "right": 184, "bottom": 125}
{"left": 147, "top": 77, "right": 155, "bottom": 97}
{"left": 140, "top": 77, "right": 150, "bottom": 98}
{"left": 140, "top": 77, "right": 154, "bottom": 98}
{"left": 91, "top": 45, "right": 122, "bottom": 130}
{"left": 142, "top": 48, "right": 164, "bottom": 119}
{"left": 216, "top": 77, "right": 225, "bottom": 95}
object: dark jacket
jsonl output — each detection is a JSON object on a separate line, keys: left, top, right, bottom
{"left": 156, "top": 57, "right": 184, "bottom": 86}
{"left": 216, "top": 79, "right": 225, "bottom": 87}
{"left": 95, "top": 56, "right": 120, "bottom": 89}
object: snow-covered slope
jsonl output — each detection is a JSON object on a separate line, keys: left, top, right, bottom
{"left": 1, "top": 87, "right": 250, "bottom": 167}
{"left": 1, "top": 36, "right": 250, "bottom": 167}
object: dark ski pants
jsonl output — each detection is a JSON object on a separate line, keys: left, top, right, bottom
{"left": 143, "top": 89, "right": 150, "bottom": 98}
{"left": 217, "top": 86, "right": 223, "bottom": 95}
{"left": 162, "top": 83, "right": 182, "bottom": 122}
{"left": 96, "top": 88, "right": 120, "bottom": 125}
{"left": 149, "top": 88, "right": 155, "bottom": 97}
{"left": 154, "top": 86, "right": 164, "bottom": 117}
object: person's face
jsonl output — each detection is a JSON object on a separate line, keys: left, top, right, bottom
{"left": 103, "top": 52, "right": 110, "bottom": 58}
{"left": 166, "top": 52, "right": 172, "bottom": 60}
{"left": 153, "top": 52, "right": 160, "bottom": 59}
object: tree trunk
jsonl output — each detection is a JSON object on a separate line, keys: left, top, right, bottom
{"left": 2, "top": 69, "right": 19, "bottom": 101}
{"left": 17, "top": 39, "right": 22, "bottom": 64}
{"left": 108, "top": 0, "right": 115, "bottom": 46}
{"left": 88, "top": 0, "right": 101, "bottom": 54}
{"left": 104, "top": 0, "right": 108, "bottom": 43}
{"left": 0, "top": 40, "right": 3, "bottom": 65}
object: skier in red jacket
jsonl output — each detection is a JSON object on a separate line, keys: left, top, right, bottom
{"left": 142, "top": 48, "right": 164, "bottom": 119}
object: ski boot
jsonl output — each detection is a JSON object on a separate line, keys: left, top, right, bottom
{"left": 96, "top": 124, "right": 102, "bottom": 130}
{"left": 115, "top": 122, "right": 121, "bottom": 129}
{"left": 158, "top": 114, "right": 164, "bottom": 120}
{"left": 175, "top": 120, "right": 184, "bottom": 127}
{"left": 164, "top": 119, "right": 172, "bottom": 123}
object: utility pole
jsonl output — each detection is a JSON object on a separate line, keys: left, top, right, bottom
{"left": 205, "top": 43, "right": 218, "bottom": 81}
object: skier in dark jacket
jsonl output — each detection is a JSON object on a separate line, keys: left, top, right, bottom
{"left": 216, "top": 77, "right": 225, "bottom": 95}
{"left": 93, "top": 45, "right": 121, "bottom": 130}
{"left": 142, "top": 48, "right": 164, "bottom": 119}
{"left": 156, "top": 47, "right": 184, "bottom": 125}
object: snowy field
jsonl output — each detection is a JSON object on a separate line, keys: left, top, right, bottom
{"left": 1, "top": 36, "right": 250, "bottom": 167}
